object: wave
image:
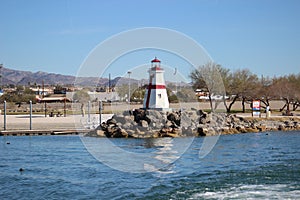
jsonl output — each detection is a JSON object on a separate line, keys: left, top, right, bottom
{"left": 189, "top": 184, "right": 300, "bottom": 200}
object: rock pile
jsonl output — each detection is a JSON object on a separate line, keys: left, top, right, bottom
{"left": 87, "top": 109, "right": 300, "bottom": 138}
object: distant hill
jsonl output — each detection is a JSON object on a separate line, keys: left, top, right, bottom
{"left": 0, "top": 67, "right": 142, "bottom": 87}
{"left": 1, "top": 67, "right": 190, "bottom": 87}
{"left": 2, "top": 67, "right": 76, "bottom": 86}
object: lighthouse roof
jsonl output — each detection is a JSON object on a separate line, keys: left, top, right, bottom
{"left": 151, "top": 66, "right": 163, "bottom": 71}
{"left": 151, "top": 57, "right": 161, "bottom": 63}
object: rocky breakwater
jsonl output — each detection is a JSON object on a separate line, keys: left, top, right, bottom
{"left": 87, "top": 109, "right": 300, "bottom": 138}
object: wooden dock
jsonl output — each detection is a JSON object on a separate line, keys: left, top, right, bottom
{"left": 0, "top": 129, "right": 90, "bottom": 136}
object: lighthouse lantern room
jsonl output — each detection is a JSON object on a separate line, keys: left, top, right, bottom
{"left": 143, "top": 57, "right": 170, "bottom": 110}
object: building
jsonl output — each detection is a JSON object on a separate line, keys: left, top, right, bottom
{"left": 143, "top": 57, "right": 170, "bottom": 110}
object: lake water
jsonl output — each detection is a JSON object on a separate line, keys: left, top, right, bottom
{"left": 0, "top": 131, "right": 299, "bottom": 199}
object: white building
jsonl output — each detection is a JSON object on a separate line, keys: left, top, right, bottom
{"left": 66, "top": 91, "right": 120, "bottom": 102}
{"left": 143, "top": 57, "right": 170, "bottom": 110}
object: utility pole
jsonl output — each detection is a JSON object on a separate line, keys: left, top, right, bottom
{"left": 4, "top": 100, "right": 6, "bottom": 130}
{"left": 99, "top": 100, "right": 102, "bottom": 125}
{"left": 0, "top": 64, "right": 3, "bottom": 91}
{"left": 43, "top": 80, "right": 47, "bottom": 117}
{"left": 29, "top": 100, "right": 32, "bottom": 130}
{"left": 127, "top": 71, "right": 132, "bottom": 105}
{"left": 88, "top": 100, "right": 91, "bottom": 124}
{"left": 64, "top": 97, "right": 66, "bottom": 117}
{"left": 108, "top": 73, "right": 111, "bottom": 92}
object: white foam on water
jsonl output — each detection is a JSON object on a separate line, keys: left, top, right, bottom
{"left": 189, "top": 184, "right": 300, "bottom": 200}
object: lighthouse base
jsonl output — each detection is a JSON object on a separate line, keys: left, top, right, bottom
{"left": 141, "top": 107, "right": 173, "bottom": 112}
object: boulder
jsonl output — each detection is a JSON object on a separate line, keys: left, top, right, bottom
{"left": 164, "top": 132, "right": 179, "bottom": 138}
{"left": 122, "top": 110, "right": 133, "bottom": 116}
{"left": 113, "top": 114, "right": 126, "bottom": 124}
{"left": 121, "top": 122, "right": 132, "bottom": 130}
{"left": 197, "top": 109, "right": 207, "bottom": 116}
{"left": 198, "top": 110, "right": 209, "bottom": 124}
{"left": 199, "top": 117, "right": 207, "bottom": 124}
{"left": 220, "top": 127, "right": 232, "bottom": 134}
{"left": 206, "top": 127, "right": 217, "bottom": 136}
{"left": 146, "top": 110, "right": 162, "bottom": 120}
{"left": 134, "top": 127, "right": 146, "bottom": 136}
{"left": 167, "top": 112, "right": 181, "bottom": 126}
{"left": 112, "top": 128, "right": 128, "bottom": 138}
{"left": 229, "top": 114, "right": 241, "bottom": 123}
{"left": 181, "top": 127, "right": 194, "bottom": 136}
{"left": 100, "top": 122, "right": 108, "bottom": 130}
{"left": 170, "top": 121, "right": 178, "bottom": 129}
{"left": 293, "top": 121, "right": 298, "bottom": 128}
{"left": 133, "top": 109, "right": 146, "bottom": 123}
{"left": 165, "top": 120, "right": 173, "bottom": 127}
{"left": 139, "top": 120, "right": 149, "bottom": 128}
{"left": 257, "top": 124, "right": 267, "bottom": 132}
{"left": 278, "top": 124, "right": 286, "bottom": 131}
{"left": 197, "top": 127, "right": 208, "bottom": 136}
{"left": 96, "top": 130, "right": 106, "bottom": 137}
{"left": 181, "top": 112, "right": 192, "bottom": 128}
{"left": 293, "top": 122, "right": 300, "bottom": 130}
{"left": 126, "top": 129, "right": 135, "bottom": 137}
{"left": 147, "top": 114, "right": 159, "bottom": 123}
{"left": 107, "top": 124, "right": 117, "bottom": 133}
{"left": 107, "top": 118, "right": 117, "bottom": 125}
{"left": 187, "top": 111, "right": 198, "bottom": 122}
{"left": 245, "top": 127, "right": 259, "bottom": 133}
{"left": 125, "top": 115, "right": 134, "bottom": 122}
{"left": 116, "top": 122, "right": 123, "bottom": 127}
{"left": 236, "top": 126, "right": 247, "bottom": 133}
{"left": 229, "top": 128, "right": 240, "bottom": 134}
{"left": 284, "top": 121, "right": 293, "bottom": 129}
{"left": 89, "top": 107, "right": 300, "bottom": 138}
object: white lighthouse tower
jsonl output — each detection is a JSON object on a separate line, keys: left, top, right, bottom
{"left": 143, "top": 57, "right": 169, "bottom": 110}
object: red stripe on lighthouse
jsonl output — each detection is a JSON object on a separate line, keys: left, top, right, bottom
{"left": 147, "top": 85, "right": 166, "bottom": 89}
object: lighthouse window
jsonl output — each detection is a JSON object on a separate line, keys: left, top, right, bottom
{"left": 158, "top": 94, "right": 162, "bottom": 98}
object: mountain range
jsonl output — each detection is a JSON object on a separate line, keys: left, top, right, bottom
{"left": 1, "top": 67, "right": 190, "bottom": 87}
{"left": 0, "top": 67, "right": 146, "bottom": 87}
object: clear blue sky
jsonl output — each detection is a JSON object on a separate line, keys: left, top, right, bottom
{"left": 0, "top": 0, "right": 299, "bottom": 79}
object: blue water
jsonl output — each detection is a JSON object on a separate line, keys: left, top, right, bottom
{"left": 0, "top": 131, "right": 299, "bottom": 199}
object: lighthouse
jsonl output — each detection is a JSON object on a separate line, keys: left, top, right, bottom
{"left": 143, "top": 57, "right": 170, "bottom": 110}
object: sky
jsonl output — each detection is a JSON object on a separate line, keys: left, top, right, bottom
{"left": 0, "top": 0, "right": 299, "bottom": 81}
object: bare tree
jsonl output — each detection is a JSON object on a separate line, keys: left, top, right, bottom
{"left": 191, "top": 65, "right": 299, "bottom": 114}
{"left": 229, "top": 69, "right": 259, "bottom": 113}
{"left": 223, "top": 71, "right": 239, "bottom": 113}
{"left": 190, "top": 62, "right": 226, "bottom": 112}
{"left": 291, "top": 74, "right": 300, "bottom": 111}
{"left": 270, "top": 74, "right": 300, "bottom": 115}
{"left": 256, "top": 76, "right": 274, "bottom": 109}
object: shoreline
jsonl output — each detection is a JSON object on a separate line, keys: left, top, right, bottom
{"left": 88, "top": 109, "right": 300, "bottom": 138}
{"left": 0, "top": 112, "right": 299, "bottom": 137}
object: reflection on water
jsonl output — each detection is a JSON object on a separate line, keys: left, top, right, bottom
{"left": 143, "top": 138, "right": 179, "bottom": 173}
{"left": 154, "top": 138, "right": 179, "bottom": 164}
{"left": 81, "top": 136, "right": 194, "bottom": 173}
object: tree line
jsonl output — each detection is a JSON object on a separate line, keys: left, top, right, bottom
{"left": 190, "top": 62, "right": 300, "bottom": 114}
{"left": 0, "top": 86, "right": 36, "bottom": 104}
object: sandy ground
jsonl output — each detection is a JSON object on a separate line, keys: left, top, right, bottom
{"left": 106, "top": 100, "right": 292, "bottom": 112}
{"left": 0, "top": 114, "right": 113, "bottom": 131}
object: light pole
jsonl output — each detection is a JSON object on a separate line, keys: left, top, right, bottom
{"left": 174, "top": 67, "right": 178, "bottom": 94}
{"left": 29, "top": 100, "right": 32, "bottom": 130}
{"left": 0, "top": 64, "right": 3, "bottom": 91}
{"left": 127, "top": 71, "right": 132, "bottom": 104}
{"left": 99, "top": 100, "right": 102, "bottom": 125}
{"left": 4, "top": 100, "right": 6, "bottom": 130}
